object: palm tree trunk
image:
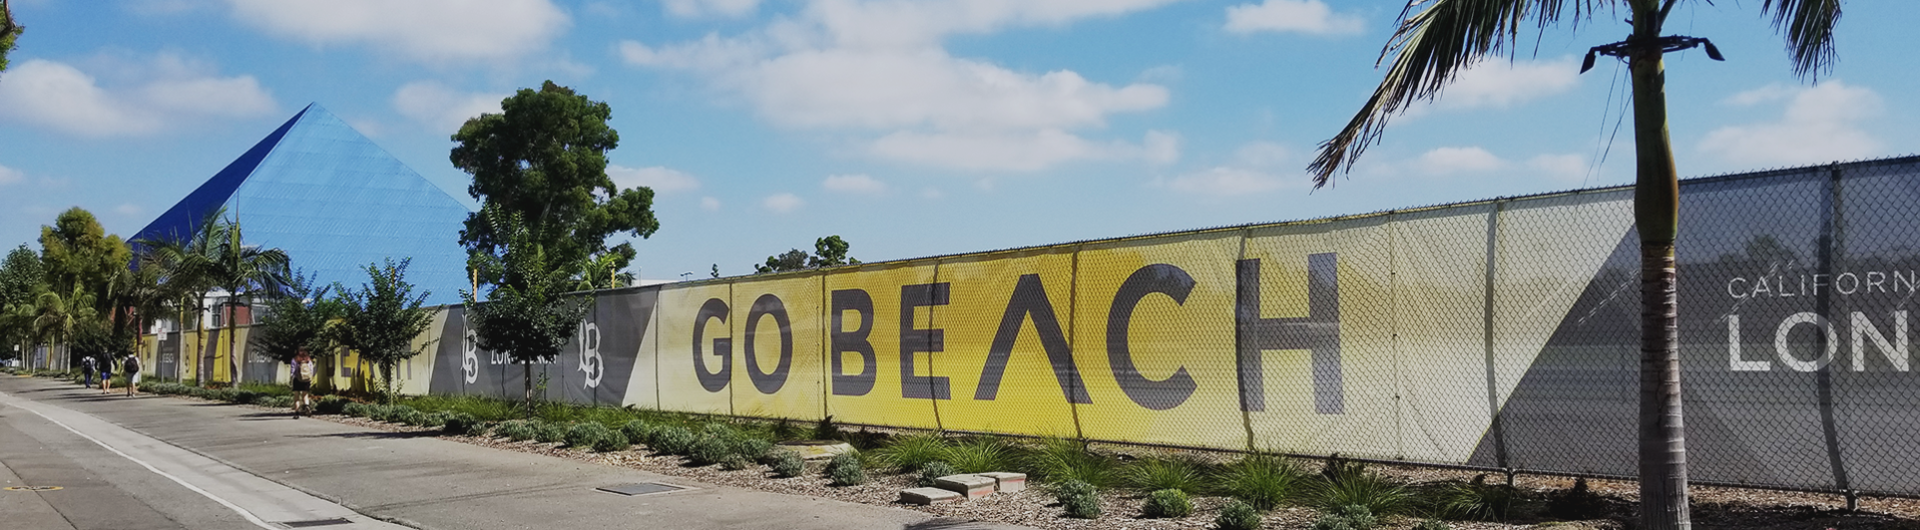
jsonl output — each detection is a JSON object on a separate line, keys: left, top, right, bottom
{"left": 227, "top": 300, "right": 239, "bottom": 386}
{"left": 1630, "top": 3, "right": 1691, "bottom": 528}
{"left": 524, "top": 361, "right": 534, "bottom": 418}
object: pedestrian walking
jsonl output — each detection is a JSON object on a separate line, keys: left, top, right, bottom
{"left": 290, "top": 351, "right": 315, "bottom": 417}
{"left": 81, "top": 355, "right": 97, "bottom": 387}
{"left": 99, "top": 355, "right": 114, "bottom": 393}
{"left": 124, "top": 354, "right": 142, "bottom": 397}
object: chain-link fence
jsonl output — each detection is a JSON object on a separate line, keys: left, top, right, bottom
{"left": 404, "top": 155, "right": 1920, "bottom": 496}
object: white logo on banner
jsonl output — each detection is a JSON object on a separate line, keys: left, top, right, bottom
{"left": 462, "top": 317, "right": 480, "bottom": 384}
{"left": 578, "top": 322, "right": 602, "bottom": 389}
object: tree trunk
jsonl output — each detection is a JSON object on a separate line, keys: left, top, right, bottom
{"left": 383, "top": 362, "right": 395, "bottom": 404}
{"left": 195, "top": 299, "right": 208, "bottom": 386}
{"left": 524, "top": 360, "right": 534, "bottom": 419}
{"left": 1630, "top": 3, "right": 1691, "bottom": 528}
{"left": 227, "top": 300, "right": 239, "bottom": 386}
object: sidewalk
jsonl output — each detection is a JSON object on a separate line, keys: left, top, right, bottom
{"left": 0, "top": 377, "right": 1032, "bottom": 530}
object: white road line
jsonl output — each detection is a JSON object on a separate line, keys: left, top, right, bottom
{"left": 3, "top": 395, "right": 282, "bottom": 530}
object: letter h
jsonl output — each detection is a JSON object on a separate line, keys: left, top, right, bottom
{"left": 1236, "top": 253, "right": 1343, "bottom": 414}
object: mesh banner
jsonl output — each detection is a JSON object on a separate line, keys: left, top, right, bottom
{"left": 394, "top": 155, "right": 1920, "bottom": 496}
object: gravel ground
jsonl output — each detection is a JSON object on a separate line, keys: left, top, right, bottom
{"left": 237, "top": 400, "right": 1920, "bottom": 530}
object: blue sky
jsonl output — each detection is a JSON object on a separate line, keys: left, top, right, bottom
{"left": 2, "top": 0, "right": 1917, "bottom": 281}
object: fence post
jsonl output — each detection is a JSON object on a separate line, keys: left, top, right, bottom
{"left": 1816, "top": 163, "right": 1852, "bottom": 495}
{"left": 1482, "top": 199, "right": 1512, "bottom": 472}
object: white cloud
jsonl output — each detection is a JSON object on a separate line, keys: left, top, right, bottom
{"left": 224, "top": 0, "right": 569, "bottom": 64}
{"left": 115, "top": 203, "right": 144, "bottom": 216}
{"left": 762, "top": 193, "right": 804, "bottom": 213}
{"left": 1420, "top": 57, "right": 1580, "bottom": 113}
{"left": 608, "top": 165, "right": 701, "bottom": 193}
{"left": 0, "top": 164, "right": 22, "bottom": 186}
{"left": 663, "top": 0, "right": 761, "bottom": 18}
{"left": 870, "top": 129, "right": 1177, "bottom": 172}
{"left": 823, "top": 174, "right": 887, "bottom": 194}
{"left": 391, "top": 81, "right": 505, "bottom": 133}
{"left": 1699, "top": 81, "right": 1883, "bottom": 166}
{"left": 1414, "top": 146, "right": 1506, "bottom": 175}
{"left": 1224, "top": 0, "right": 1363, "bottom": 35}
{"left": 0, "top": 58, "right": 276, "bottom": 137}
{"left": 701, "top": 197, "right": 722, "bottom": 211}
{"left": 1233, "top": 141, "right": 1290, "bottom": 167}
{"left": 621, "top": 0, "right": 1182, "bottom": 172}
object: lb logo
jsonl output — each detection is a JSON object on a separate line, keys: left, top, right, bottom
{"left": 462, "top": 317, "right": 479, "bottom": 384}
{"left": 578, "top": 322, "right": 602, "bottom": 389}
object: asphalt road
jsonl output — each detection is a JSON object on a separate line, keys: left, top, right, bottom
{"left": 0, "top": 376, "right": 1029, "bottom": 530}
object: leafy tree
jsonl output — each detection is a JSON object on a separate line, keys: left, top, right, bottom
{"left": 575, "top": 251, "right": 635, "bottom": 290}
{"left": 1309, "top": 1, "right": 1845, "bottom": 528}
{"left": 32, "top": 284, "right": 94, "bottom": 370}
{"left": 252, "top": 269, "right": 340, "bottom": 364}
{"left": 333, "top": 259, "right": 433, "bottom": 403}
{"left": 137, "top": 209, "right": 226, "bottom": 383}
{"left": 208, "top": 218, "right": 290, "bottom": 383}
{"left": 463, "top": 207, "right": 591, "bottom": 417}
{"left": 451, "top": 81, "right": 659, "bottom": 288}
{"left": 0, "top": 0, "right": 22, "bottom": 72}
{"left": 0, "top": 244, "right": 44, "bottom": 361}
{"left": 755, "top": 235, "right": 860, "bottom": 274}
{"left": 39, "top": 207, "right": 132, "bottom": 314}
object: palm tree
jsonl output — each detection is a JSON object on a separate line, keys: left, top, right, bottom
{"left": 117, "top": 260, "right": 167, "bottom": 370}
{"left": 139, "top": 210, "right": 225, "bottom": 384}
{"left": 209, "top": 217, "right": 289, "bottom": 385}
{"left": 3, "top": 294, "right": 39, "bottom": 369}
{"left": 32, "top": 284, "right": 96, "bottom": 371}
{"left": 1309, "top": 2, "right": 1844, "bottom": 528}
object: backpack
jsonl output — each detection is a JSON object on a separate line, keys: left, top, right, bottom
{"left": 124, "top": 356, "right": 140, "bottom": 374}
{"left": 82, "top": 356, "right": 97, "bottom": 374}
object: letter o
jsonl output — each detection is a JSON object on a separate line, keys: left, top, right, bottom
{"left": 1775, "top": 312, "right": 1836, "bottom": 372}
{"left": 744, "top": 294, "right": 793, "bottom": 394}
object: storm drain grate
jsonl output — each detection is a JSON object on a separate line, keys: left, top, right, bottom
{"left": 278, "top": 518, "right": 354, "bottom": 528}
{"left": 596, "top": 482, "right": 686, "bottom": 496}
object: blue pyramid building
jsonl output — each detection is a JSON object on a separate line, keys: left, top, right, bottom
{"left": 134, "top": 104, "right": 472, "bottom": 305}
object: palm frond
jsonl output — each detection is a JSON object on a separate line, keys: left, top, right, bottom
{"left": 1309, "top": 0, "right": 1593, "bottom": 187}
{"left": 1763, "top": 0, "right": 1842, "bottom": 79}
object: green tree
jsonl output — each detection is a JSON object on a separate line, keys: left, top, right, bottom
{"left": 138, "top": 210, "right": 226, "bottom": 383}
{"left": 208, "top": 217, "right": 290, "bottom": 384}
{"left": 32, "top": 284, "right": 94, "bottom": 370}
{"left": 575, "top": 251, "right": 635, "bottom": 290}
{"left": 333, "top": 258, "right": 433, "bottom": 403}
{"left": 1, "top": 0, "right": 22, "bottom": 72}
{"left": 451, "top": 81, "right": 659, "bottom": 287}
{"left": 1309, "top": 2, "right": 1845, "bottom": 528}
{"left": 463, "top": 207, "right": 591, "bottom": 417}
{"left": 755, "top": 235, "right": 860, "bottom": 274}
{"left": 252, "top": 269, "right": 340, "bottom": 363}
{"left": 39, "top": 207, "right": 132, "bottom": 314}
{"left": 0, "top": 244, "right": 44, "bottom": 361}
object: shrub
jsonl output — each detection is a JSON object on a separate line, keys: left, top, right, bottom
{"left": 1215, "top": 500, "right": 1262, "bottom": 530}
{"left": 1125, "top": 457, "right": 1207, "bottom": 494}
{"left": 496, "top": 420, "right": 538, "bottom": 442}
{"left": 1412, "top": 520, "right": 1452, "bottom": 530}
{"left": 1312, "top": 466, "right": 1410, "bottom": 517}
{"left": 1220, "top": 454, "right": 1303, "bottom": 511}
{"left": 734, "top": 437, "right": 774, "bottom": 463}
{"left": 917, "top": 461, "right": 959, "bottom": 487}
{"left": 535, "top": 422, "right": 569, "bottom": 444}
{"left": 443, "top": 413, "right": 485, "bottom": 436}
{"left": 230, "top": 390, "right": 262, "bottom": 404}
{"left": 875, "top": 432, "right": 947, "bottom": 472}
{"left": 770, "top": 450, "right": 806, "bottom": 478}
{"left": 1143, "top": 489, "right": 1193, "bottom": 518}
{"left": 621, "top": 420, "right": 655, "bottom": 446}
{"left": 691, "top": 435, "right": 734, "bottom": 466}
{"left": 826, "top": 452, "right": 866, "bottom": 486}
{"left": 566, "top": 422, "right": 615, "bottom": 449}
{"left": 342, "top": 402, "right": 375, "bottom": 418}
{"left": 392, "top": 408, "right": 427, "bottom": 426}
{"left": 1054, "top": 479, "right": 1101, "bottom": 519}
{"left": 1028, "top": 437, "right": 1118, "bottom": 489}
{"left": 720, "top": 454, "right": 753, "bottom": 471}
{"left": 812, "top": 415, "right": 841, "bottom": 441}
{"left": 1311, "top": 505, "right": 1378, "bottom": 530}
{"left": 941, "top": 437, "right": 1014, "bottom": 474}
{"left": 316, "top": 396, "right": 349, "bottom": 415}
{"left": 651, "top": 426, "right": 698, "bottom": 455}
{"left": 420, "top": 411, "right": 451, "bottom": 428}
{"left": 1424, "top": 476, "right": 1517, "bottom": 521}
{"left": 593, "top": 428, "right": 631, "bottom": 452}
{"left": 259, "top": 396, "right": 294, "bottom": 408}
